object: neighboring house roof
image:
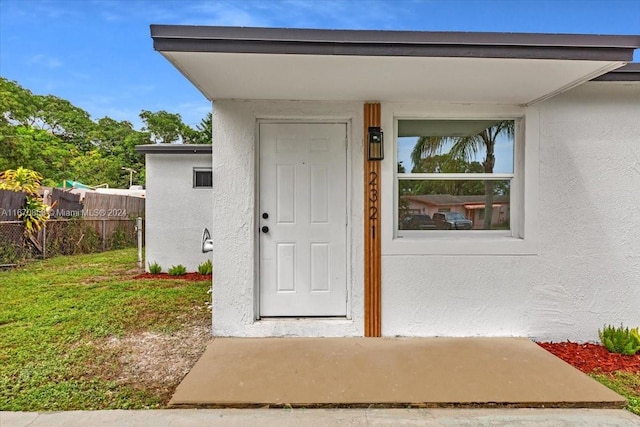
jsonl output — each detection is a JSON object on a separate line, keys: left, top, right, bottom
{"left": 95, "top": 188, "right": 145, "bottom": 198}
{"left": 403, "top": 194, "right": 510, "bottom": 207}
{"left": 135, "top": 144, "right": 212, "bottom": 154}
{"left": 57, "top": 179, "right": 94, "bottom": 190}
{"left": 150, "top": 26, "right": 640, "bottom": 105}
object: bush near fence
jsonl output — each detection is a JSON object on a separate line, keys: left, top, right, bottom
{"left": 0, "top": 221, "right": 32, "bottom": 265}
{"left": 0, "top": 218, "right": 144, "bottom": 265}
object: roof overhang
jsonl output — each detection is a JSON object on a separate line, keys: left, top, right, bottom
{"left": 151, "top": 26, "right": 640, "bottom": 106}
{"left": 135, "top": 144, "right": 212, "bottom": 154}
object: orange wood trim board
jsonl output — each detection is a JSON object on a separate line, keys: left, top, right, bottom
{"left": 364, "top": 103, "right": 382, "bottom": 337}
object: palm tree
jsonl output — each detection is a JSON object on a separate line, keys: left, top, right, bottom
{"left": 410, "top": 121, "right": 514, "bottom": 229}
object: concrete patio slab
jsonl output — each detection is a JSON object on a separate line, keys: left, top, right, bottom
{"left": 168, "top": 337, "right": 626, "bottom": 408}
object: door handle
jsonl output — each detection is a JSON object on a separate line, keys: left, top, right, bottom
{"left": 261, "top": 226, "right": 269, "bottom": 233}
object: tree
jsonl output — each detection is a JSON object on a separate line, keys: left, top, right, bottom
{"left": 139, "top": 109, "right": 211, "bottom": 145}
{"left": 193, "top": 112, "right": 212, "bottom": 144}
{"left": 0, "top": 78, "right": 208, "bottom": 188}
{"left": 68, "top": 150, "right": 122, "bottom": 187}
{"left": 36, "top": 95, "right": 95, "bottom": 151}
{"left": 0, "top": 126, "right": 73, "bottom": 186}
{"left": 410, "top": 154, "right": 485, "bottom": 196}
{"left": 89, "top": 117, "right": 135, "bottom": 155}
{"left": 89, "top": 117, "right": 146, "bottom": 187}
{"left": 411, "top": 121, "right": 514, "bottom": 229}
{"left": 140, "top": 110, "right": 186, "bottom": 144}
{"left": 1, "top": 78, "right": 95, "bottom": 151}
{"left": 0, "top": 167, "right": 51, "bottom": 236}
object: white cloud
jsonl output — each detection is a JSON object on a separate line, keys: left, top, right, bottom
{"left": 31, "top": 1, "right": 83, "bottom": 20}
{"left": 183, "top": 2, "right": 272, "bottom": 27}
{"left": 27, "top": 54, "right": 63, "bottom": 68}
{"left": 188, "top": 0, "right": 408, "bottom": 30}
{"left": 176, "top": 102, "right": 212, "bottom": 127}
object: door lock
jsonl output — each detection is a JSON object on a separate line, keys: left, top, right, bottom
{"left": 262, "top": 212, "right": 269, "bottom": 219}
{"left": 261, "top": 226, "right": 269, "bottom": 233}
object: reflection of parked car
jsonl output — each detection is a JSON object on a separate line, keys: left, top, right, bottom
{"left": 401, "top": 214, "right": 437, "bottom": 230}
{"left": 433, "top": 212, "right": 473, "bottom": 230}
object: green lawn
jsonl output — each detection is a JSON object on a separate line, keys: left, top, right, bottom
{"left": 590, "top": 371, "right": 640, "bottom": 416}
{"left": 0, "top": 249, "right": 211, "bottom": 411}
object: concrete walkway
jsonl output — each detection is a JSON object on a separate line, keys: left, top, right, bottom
{"left": 3, "top": 408, "right": 639, "bottom": 426}
{"left": 170, "top": 337, "right": 624, "bottom": 408}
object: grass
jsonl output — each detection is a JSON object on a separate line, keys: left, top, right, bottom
{"left": 0, "top": 248, "right": 210, "bottom": 411}
{"left": 590, "top": 371, "right": 640, "bottom": 416}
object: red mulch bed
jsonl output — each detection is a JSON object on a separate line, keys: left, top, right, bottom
{"left": 134, "top": 272, "right": 212, "bottom": 282}
{"left": 537, "top": 342, "right": 640, "bottom": 374}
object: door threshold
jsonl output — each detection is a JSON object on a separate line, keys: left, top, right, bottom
{"left": 259, "top": 316, "right": 348, "bottom": 320}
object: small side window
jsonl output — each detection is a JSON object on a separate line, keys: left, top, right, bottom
{"left": 193, "top": 168, "right": 212, "bottom": 188}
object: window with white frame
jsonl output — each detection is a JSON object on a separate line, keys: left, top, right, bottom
{"left": 193, "top": 168, "right": 212, "bottom": 188}
{"left": 396, "top": 119, "right": 516, "bottom": 236}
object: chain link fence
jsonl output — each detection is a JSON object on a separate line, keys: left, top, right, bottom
{"left": 0, "top": 221, "right": 32, "bottom": 266}
{"left": 0, "top": 218, "right": 144, "bottom": 266}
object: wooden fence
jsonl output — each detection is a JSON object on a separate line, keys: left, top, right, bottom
{"left": 48, "top": 188, "right": 83, "bottom": 217}
{"left": 0, "top": 190, "right": 26, "bottom": 220}
{"left": 0, "top": 218, "right": 144, "bottom": 265}
{"left": 82, "top": 192, "right": 145, "bottom": 219}
{"left": 1, "top": 188, "right": 143, "bottom": 220}
{"left": 0, "top": 188, "right": 145, "bottom": 265}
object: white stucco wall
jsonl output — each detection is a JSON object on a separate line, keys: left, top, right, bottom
{"left": 145, "top": 153, "right": 213, "bottom": 273}
{"left": 381, "top": 82, "right": 640, "bottom": 342}
{"left": 210, "top": 82, "right": 639, "bottom": 342}
{"left": 211, "top": 100, "right": 364, "bottom": 337}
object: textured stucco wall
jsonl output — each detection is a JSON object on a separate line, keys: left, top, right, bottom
{"left": 145, "top": 153, "right": 213, "bottom": 273}
{"left": 381, "top": 82, "right": 640, "bottom": 342}
{"left": 211, "top": 100, "right": 364, "bottom": 337}
{"left": 210, "top": 83, "right": 639, "bottom": 341}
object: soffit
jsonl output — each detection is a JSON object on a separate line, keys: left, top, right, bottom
{"left": 152, "top": 26, "right": 639, "bottom": 106}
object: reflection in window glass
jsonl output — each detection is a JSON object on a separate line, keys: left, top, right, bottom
{"left": 397, "top": 119, "right": 514, "bottom": 174}
{"left": 397, "top": 119, "right": 515, "bottom": 233}
{"left": 398, "top": 180, "right": 511, "bottom": 231}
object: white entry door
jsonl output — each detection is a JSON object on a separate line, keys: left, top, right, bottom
{"left": 259, "top": 122, "right": 347, "bottom": 317}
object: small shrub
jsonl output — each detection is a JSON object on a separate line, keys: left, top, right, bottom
{"left": 148, "top": 262, "right": 162, "bottom": 274}
{"left": 0, "top": 240, "right": 22, "bottom": 265}
{"left": 46, "top": 219, "right": 101, "bottom": 256}
{"left": 168, "top": 264, "right": 187, "bottom": 276}
{"left": 109, "top": 227, "right": 132, "bottom": 250}
{"left": 197, "top": 259, "right": 212, "bottom": 275}
{"left": 598, "top": 324, "right": 640, "bottom": 356}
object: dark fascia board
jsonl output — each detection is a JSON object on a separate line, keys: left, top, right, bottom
{"left": 592, "top": 63, "right": 640, "bottom": 81}
{"left": 135, "top": 144, "right": 212, "bottom": 154}
{"left": 151, "top": 25, "right": 640, "bottom": 62}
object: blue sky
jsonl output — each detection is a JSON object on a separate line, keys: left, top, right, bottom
{"left": 1, "top": 0, "right": 639, "bottom": 142}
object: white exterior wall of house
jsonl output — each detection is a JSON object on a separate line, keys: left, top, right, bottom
{"left": 211, "top": 100, "right": 365, "bottom": 337}
{"left": 210, "top": 82, "right": 638, "bottom": 342}
{"left": 381, "top": 82, "right": 640, "bottom": 342}
{"left": 145, "top": 153, "right": 213, "bottom": 273}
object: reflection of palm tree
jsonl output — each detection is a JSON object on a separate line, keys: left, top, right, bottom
{"left": 410, "top": 121, "right": 514, "bottom": 229}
